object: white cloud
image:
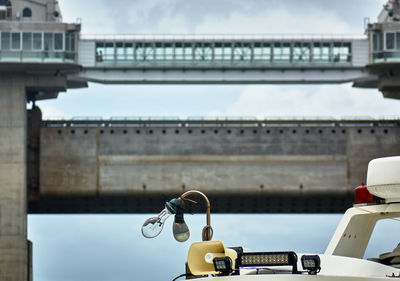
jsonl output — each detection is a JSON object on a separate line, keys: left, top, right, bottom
{"left": 222, "top": 84, "right": 400, "bottom": 118}
{"left": 127, "top": 0, "right": 162, "bottom": 26}
{"left": 157, "top": 12, "right": 190, "bottom": 34}
{"left": 196, "top": 6, "right": 356, "bottom": 34}
{"left": 39, "top": 104, "right": 66, "bottom": 119}
{"left": 126, "top": 0, "right": 190, "bottom": 33}
{"left": 59, "top": 0, "right": 117, "bottom": 34}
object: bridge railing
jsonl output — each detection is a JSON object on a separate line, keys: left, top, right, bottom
{"left": 372, "top": 50, "right": 400, "bottom": 62}
{"left": 0, "top": 50, "right": 76, "bottom": 63}
{"left": 41, "top": 117, "right": 400, "bottom": 129}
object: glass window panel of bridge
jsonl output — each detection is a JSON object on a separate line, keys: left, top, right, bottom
{"left": 33, "top": 33, "right": 42, "bottom": 50}
{"left": 224, "top": 45, "right": 232, "bottom": 61}
{"left": 165, "top": 44, "right": 174, "bottom": 61}
{"left": 373, "top": 33, "right": 378, "bottom": 51}
{"left": 214, "top": 43, "right": 223, "bottom": 61}
{"left": 54, "top": 33, "right": 63, "bottom": 60}
{"left": 214, "top": 43, "right": 232, "bottom": 61}
{"left": 96, "top": 42, "right": 114, "bottom": 63}
{"left": 386, "top": 32, "right": 395, "bottom": 50}
{"left": 2, "top": 32, "right": 21, "bottom": 61}
{"left": 154, "top": 43, "right": 164, "bottom": 61}
{"left": 22, "top": 32, "right": 36, "bottom": 61}
{"left": 175, "top": 42, "right": 193, "bottom": 61}
{"left": 233, "top": 42, "right": 251, "bottom": 62}
{"left": 175, "top": 43, "right": 184, "bottom": 61}
{"left": 379, "top": 32, "right": 384, "bottom": 51}
{"left": 396, "top": 32, "right": 400, "bottom": 50}
{"left": 332, "top": 42, "right": 351, "bottom": 63}
{"left": 194, "top": 43, "right": 212, "bottom": 62}
{"left": 125, "top": 43, "right": 133, "bottom": 61}
{"left": 65, "top": 32, "right": 76, "bottom": 61}
{"left": 136, "top": 43, "right": 153, "bottom": 61}
{"left": 184, "top": 44, "right": 192, "bottom": 61}
{"left": 372, "top": 32, "right": 384, "bottom": 61}
{"left": 1, "top": 32, "right": 11, "bottom": 50}
{"left": 385, "top": 32, "right": 400, "bottom": 61}
{"left": 312, "top": 42, "right": 331, "bottom": 63}
{"left": 22, "top": 33, "right": 32, "bottom": 50}
{"left": 54, "top": 33, "right": 63, "bottom": 51}
{"left": 253, "top": 43, "right": 271, "bottom": 62}
{"left": 293, "top": 42, "right": 310, "bottom": 63}
{"left": 65, "top": 32, "right": 75, "bottom": 52}
{"left": 44, "top": 33, "right": 53, "bottom": 52}
{"left": 95, "top": 42, "right": 105, "bottom": 62}
{"left": 115, "top": 42, "right": 129, "bottom": 62}
{"left": 104, "top": 42, "right": 115, "bottom": 62}
{"left": 152, "top": 43, "right": 173, "bottom": 61}
{"left": 11, "top": 32, "right": 21, "bottom": 50}
{"left": 273, "top": 42, "right": 291, "bottom": 63}
{"left": 44, "top": 32, "right": 58, "bottom": 59}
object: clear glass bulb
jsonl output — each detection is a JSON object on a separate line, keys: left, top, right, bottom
{"left": 141, "top": 208, "right": 172, "bottom": 238}
{"left": 172, "top": 211, "right": 190, "bottom": 242}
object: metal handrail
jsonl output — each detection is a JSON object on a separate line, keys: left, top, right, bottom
{"left": 81, "top": 33, "right": 367, "bottom": 41}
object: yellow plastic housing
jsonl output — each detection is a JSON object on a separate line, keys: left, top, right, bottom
{"left": 187, "top": 240, "right": 238, "bottom": 276}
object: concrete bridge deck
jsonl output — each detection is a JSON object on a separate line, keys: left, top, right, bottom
{"left": 28, "top": 117, "right": 400, "bottom": 214}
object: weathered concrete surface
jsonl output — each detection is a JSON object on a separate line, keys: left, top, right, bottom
{"left": 0, "top": 76, "right": 28, "bottom": 281}
{"left": 33, "top": 120, "right": 400, "bottom": 213}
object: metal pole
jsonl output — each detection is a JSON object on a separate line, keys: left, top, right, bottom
{"left": 179, "top": 190, "right": 213, "bottom": 241}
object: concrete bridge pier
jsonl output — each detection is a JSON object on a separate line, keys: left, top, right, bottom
{"left": 0, "top": 75, "right": 30, "bottom": 281}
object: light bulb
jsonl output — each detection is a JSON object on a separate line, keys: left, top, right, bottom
{"left": 141, "top": 208, "right": 172, "bottom": 238}
{"left": 172, "top": 210, "right": 190, "bottom": 242}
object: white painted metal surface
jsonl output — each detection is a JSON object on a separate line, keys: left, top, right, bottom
{"left": 367, "top": 156, "right": 400, "bottom": 203}
{"left": 183, "top": 156, "right": 400, "bottom": 281}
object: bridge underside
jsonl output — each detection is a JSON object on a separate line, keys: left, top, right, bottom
{"left": 74, "top": 67, "right": 367, "bottom": 85}
{"left": 28, "top": 192, "right": 353, "bottom": 214}
{"left": 28, "top": 116, "right": 400, "bottom": 214}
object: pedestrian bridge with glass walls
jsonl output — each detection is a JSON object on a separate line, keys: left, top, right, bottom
{"left": 92, "top": 36, "right": 354, "bottom": 66}
{"left": 1, "top": 28, "right": 400, "bottom": 97}
{"left": 1, "top": 30, "right": 399, "bottom": 88}
{"left": 73, "top": 35, "right": 371, "bottom": 84}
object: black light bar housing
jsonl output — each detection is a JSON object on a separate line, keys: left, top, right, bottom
{"left": 213, "top": 257, "right": 233, "bottom": 275}
{"left": 301, "top": 255, "right": 321, "bottom": 275}
{"left": 237, "top": 251, "right": 298, "bottom": 274}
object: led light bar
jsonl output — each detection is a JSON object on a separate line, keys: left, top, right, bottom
{"left": 241, "top": 253, "right": 288, "bottom": 265}
{"left": 239, "top": 251, "right": 298, "bottom": 273}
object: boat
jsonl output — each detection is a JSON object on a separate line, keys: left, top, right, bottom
{"left": 142, "top": 156, "right": 400, "bottom": 280}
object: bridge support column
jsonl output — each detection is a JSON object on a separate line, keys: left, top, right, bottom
{"left": 0, "top": 75, "right": 28, "bottom": 281}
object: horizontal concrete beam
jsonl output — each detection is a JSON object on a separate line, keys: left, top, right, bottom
{"left": 29, "top": 119, "right": 400, "bottom": 213}
{"left": 73, "top": 68, "right": 368, "bottom": 84}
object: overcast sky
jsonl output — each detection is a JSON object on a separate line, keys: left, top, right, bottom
{"left": 36, "top": 0, "right": 399, "bottom": 119}
{"left": 29, "top": 1, "right": 400, "bottom": 281}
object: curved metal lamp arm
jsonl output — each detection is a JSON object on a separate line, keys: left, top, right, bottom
{"left": 179, "top": 190, "right": 213, "bottom": 241}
